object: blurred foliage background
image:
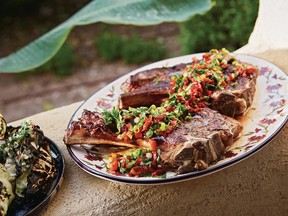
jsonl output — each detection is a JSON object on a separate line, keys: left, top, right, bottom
{"left": 0, "top": 0, "right": 259, "bottom": 76}
{"left": 0, "top": 0, "right": 259, "bottom": 121}
{"left": 180, "top": 0, "right": 259, "bottom": 53}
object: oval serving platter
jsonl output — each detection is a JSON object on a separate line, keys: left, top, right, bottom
{"left": 7, "top": 138, "right": 65, "bottom": 216}
{"left": 66, "top": 53, "right": 288, "bottom": 184}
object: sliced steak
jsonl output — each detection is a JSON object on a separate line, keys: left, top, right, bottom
{"left": 119, "top": 63, "right": 188, "bottom": 109}
{"left": 159, "top": 108, "right": 243, "bottom": 174}
{"left": 121, "top": 63, "right": 188, "bottom": 92}
{"left": 119, "top": 81, "right": 170, "bottom": 108}
{"left": 211, "top": 65, "right": 259, "bottom": 117}
{"left": 65, "top": 109, "right": 136, "bottom": 148}
{"left": 119, "top": 61, "right": 259, "bottom": 117}
{"left": 65, "top": 109, "right": 243, "bottom": 175}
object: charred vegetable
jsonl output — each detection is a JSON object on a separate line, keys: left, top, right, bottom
{"left": 0, "top": 164, "right": 15, "bottom": 216}
{"left": 0, "top": 114, "right": 57, "bottom": 215}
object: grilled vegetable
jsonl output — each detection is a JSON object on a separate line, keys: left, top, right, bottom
{"left": 0, "top": 114, "right": 57, "bottom": 213}
{"left": 26, "top": 136, "right": 56, "bottom": 196}
{"left": 0, "top": 114, "right": 6, "bottom": 140}
{"left": 0, "top": 164, "right": 14, "bottom": 216}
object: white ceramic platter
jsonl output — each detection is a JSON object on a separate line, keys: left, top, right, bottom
{"left": 66, "top": 53, "right": 288, "bottom": 184}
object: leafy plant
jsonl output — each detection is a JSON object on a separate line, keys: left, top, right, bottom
{"left": 40, "top": 43, "right": 75, "bottom": 76}
{"left": 0, "top": 0, "right": 213, "bottom": 73}
{"left": 179, "top": 0, "right": 259, "bottom": 54}
{"left": 95, "top": 30, "right": 123, "bottom": 62}
{"left": 95, "top": 30, "right": 166, "bottom": 64}
{"left": 121, "top": 36, "right": 166, "bottom": 64}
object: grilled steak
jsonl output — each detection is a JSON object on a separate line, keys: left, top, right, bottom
{"left": 211, "top": 68, "right": 258, "bottom": 117}
{"left": 65, "top": 109, "right": 137, "bottom": 148}
{"left": 159, "top": 108, "right": 243, "bottom": 174}
{"left": 121, "top": 63, "right": 188, "bottom": 92}
{"left": 66, "top": 108, "right": 242, "bottom": 174}
{"left": 119, "top": 81, "right": 171, "bottom": 108}
{"left": 119, "top": 60, "right": 259, "bottom": 117}
{"left": 119, "top": 63, "right": 188, "bottom": 109}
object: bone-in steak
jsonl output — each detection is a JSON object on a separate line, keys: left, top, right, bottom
{"left": 119, "top": 60, "right": 259, "bottom": 118}
{"left": 160, "top": 108, "right": 243, "bottom": 174}
{"left": 211, "top": 68, "right": 258, "bottom": 117}
{"left": 119, "top": 63, "right": 188, "bottom": 109}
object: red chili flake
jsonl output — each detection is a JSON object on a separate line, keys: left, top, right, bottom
{"left": 220, "top": 81, "right": 227, "bottom": 87}
{"left": 152, "top": 168, "right": 165, "bottom": 176}
{"left": 134, "top": 132, "right": 143, "bottom": 139}
{"left": 221, "top": 64, "right": 230, "bottom": 69}
{"left": 272, "top": 74, "right": 278, "bottom": 79}
{"left": 153, "top": 114, "right": 166, "bottom": 123}
{"left": 202, "top": 53, "right": 211, "bottom": 61}
{"left": 198, "top": 101, "right": 207, "bottom": 108}
{"left": 246, "top": 67, "right": 256, "bottom": 74}
{"left": 166, "top": 126, "right": 174, "bottom": 134}
{"left": 192, "top": 57, "right": 199, "bottom": 63}
{"left": 206, "top": 90, "right": 212, "bottom": 97}
{"left": 255, "top": 128, "right": 261, "bottom": 133}
{"left": 248, "top": 134, "right": 266, "bottom": 142}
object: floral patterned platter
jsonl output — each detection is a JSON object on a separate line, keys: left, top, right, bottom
{"left": 66, "top": 53, "right": 288, "bottom": 184}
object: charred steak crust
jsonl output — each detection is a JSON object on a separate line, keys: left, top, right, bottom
{"left": 160, "top": 108, "right": 243, "bottom": 173}
{"left": 121, "top": 63, "right": 189, "bottom": 92}
{"left": 119, "top": 63, "right": 189, "bottom": 109}
{"left": 65, "top": 109, "right": 136, "bottom": 148}
{"left": 211, "top": 62, "right": 259, "bottom": 117}
{"left": 119, "top": 81, "right": 170, "bottom": 108}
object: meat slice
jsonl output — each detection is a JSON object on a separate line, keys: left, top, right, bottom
{"left": 119, "top": 81, "right": 170, "bottom": 108}
{"left": 119, "top": 63, "right": 188, "bottom": 109}
{"left": 211, "top": 65, "right": 259, "bottom": 117}
{"left": 65, "top": 109, "right": 243, "bottom": 175}
{"left": 119, "top": 61, "right": 259, "bottom": 117}
{"left": 65, "top": 109, "right": 136, "bottom": 148}
{"left": 121, "top": 63, "right": 188, "bottom": 92}
{"left": 159, "top": 108, "right": 243, "bottom": 174}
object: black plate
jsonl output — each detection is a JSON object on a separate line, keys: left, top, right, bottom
{"left": 7, "top": 138, "right": 65, "bottom": 216}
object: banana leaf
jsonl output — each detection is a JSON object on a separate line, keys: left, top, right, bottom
{"left": 0, "top": 0, "right": 212, "bottom": 73}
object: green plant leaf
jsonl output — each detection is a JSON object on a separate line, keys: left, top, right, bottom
{"left": 0, "top": 0, "right": 212, "bottom": 73}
